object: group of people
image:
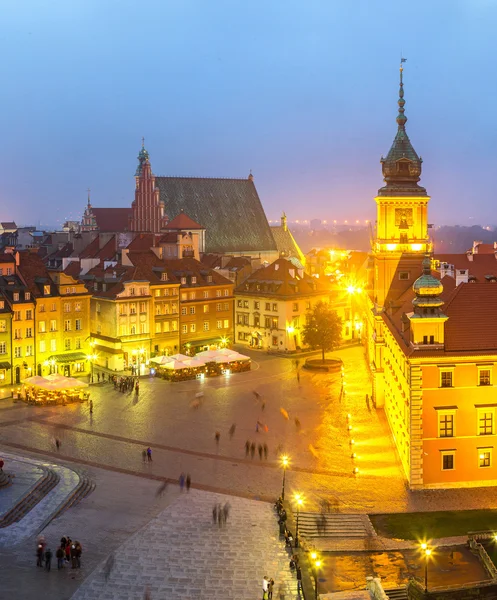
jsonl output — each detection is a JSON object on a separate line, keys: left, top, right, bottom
{"left": 36, "top": 535, "right": 82, "bottom": 571}
{"left": 112, "top": 375, "right": 139, "bottom": 394}
{"left": 212, "top": 502, "right": 230, "bottom": 527}
{"left": 262, "top": 575, "right": 275, "bottom": 599}
{"left": 245, "top": 440, "right": 269, "bottom": 460}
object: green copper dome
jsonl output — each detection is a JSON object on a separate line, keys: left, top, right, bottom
{"left": 412, "top": 255, "right": 444, "bottom": 310}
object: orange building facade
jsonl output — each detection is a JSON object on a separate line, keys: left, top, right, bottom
{"left": 367, "top": 65, "right": 497, "bottom": 490}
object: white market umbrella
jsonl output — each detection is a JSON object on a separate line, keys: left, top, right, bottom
{"left": 224, "top": 353, "right": 250, "bottom": 362}
{"left": 150, "top": 356, "right": 173, "bottom": 365}
{"left": 196, "top": 350, "right": 219, "bottom": 359}
{"left": 65, "top": 378, "right": 89, "bottom": 388}
{"left": 23, "top": 376, "right": 49, "bottom": 386}
{"left": 164, "top": 360, "right": 190, "bottom": 370}
{"left": 169, "top": 353, "right": 190, "bottom": 361}
{"left": 216, "top": 348, "right": 237, "bottom": 356}
{"left": 45, "top": 373, "right": 66, "bottom": 382}
{"left": 182, "top": 357, "right": 206, "bottom": 367}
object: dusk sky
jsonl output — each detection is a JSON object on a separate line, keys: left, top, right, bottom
{"left": 1, "top": 1, "right": 496, "bottom": 227}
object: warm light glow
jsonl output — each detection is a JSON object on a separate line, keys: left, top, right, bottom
{"left": 347, "top": 285, "right": 356, "bottom": 294}
{"left": 281, "top": 455, "right": 289, "bottom": 468}
{"left": 286, "top": 326, "right": 295, "bottom": 334}
{"left": 425, "top": 549, "right": 432, "bottom": 557}
{"left": 356, "top": 287, "right": 363, "bottom": 294}
{"left": 315, "top": 560, "right": 322, "bottom": 568}
{"left": 386, "top": 243, "right": 397, "bottom": 251}
{"left": 480, "top": 453, "right": 485, "bottom": 460}
{"left": 294, "top": 492, "right": 304, "bottom": 507}
{"left": 421, "top": 543, "right": 427, "bottom": 550}
{"left": 311, "top": 552, "right": 317, "bottom": 560}
{"left": 411, "top": 243, "right": 423, "bottom": 251}
{"left": 353, "top": 467, "right": 359, "bottom": 474}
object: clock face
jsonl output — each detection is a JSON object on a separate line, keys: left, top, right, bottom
{"left": 395, "top": 208, "right": 413, "bottom": 226}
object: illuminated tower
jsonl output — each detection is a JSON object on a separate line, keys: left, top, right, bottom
{"left": 130, "top": 140, "right": 168, "bottom": 233}
{"left": 372, "top": 62, "right": 430, "bottom": 308}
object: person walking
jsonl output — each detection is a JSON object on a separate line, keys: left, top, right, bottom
{"left": 296, "top": 565, "right": 302, "bottom": 593}
{"left": 186, "top": 473, "right": 191, "bottom": 492}
{"left": 229, "top": 423, "right": 236, "bottom": 439}
{"left": 245, "top": 440, "right": 250, "bottom": 457}
{"left": 44, "top": 548, "right": 52, "bottom": 571}
{"left": 179, "top": 472, "right": 185, "bottom": 491}
{"left": 89, "top": 399, "right": 93, "bottom": 415}
{"left": 70, "top": 543, "right": 78, "bottom": 569}
{"left": 75, "top": 542, "right": 82, "bottom": 568}
{"left": 262, "top": 575, "right": 269, "bottom": 600}
{"left": 56, "top": 546, "right": 64, "bottom": 569}
{"left": 296, "top": 369, "right": 300, "bottom": 384}
{"left": 263, "top": 443, "right": 268, "bottom": 459}
{"left": 215, "top": 431, "right": 220, "bottom": 445}
{"left": 258, "top": 444, "right": 263, "bottom": 460}
{"left": 366, "top": 393, "right": 371, "bottom": 411}
{"left": 156, "top": 481, "right": 168, "bottom": 497}
{"left": 135, "top": 381, "right": 140, "bottom": 395}
{"left": 104, "top": 553, "right": 115, "bottom": 582}
{"left": 268, "top": 578, "right": 275, "bottom": 600}
{"left": 55, "top": 438, "right": 61, "bottom": 451}
{"left": 250, "top": 442, "right": 256, "bottom": 459}
{"left": 36, "top": 544, "right": 44, "bottom": 567}
{"left": 212, "top": 504, "right": 218, "bottom": 524}
{"left": 147, "top": 447, "right": 152, "bottom": 462}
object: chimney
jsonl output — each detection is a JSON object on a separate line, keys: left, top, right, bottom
{"left": 248, "top": 170, "right": 254, "bottom": 182}
{"left": 466, "top": 250, "right": 473, "bottom": 262}
{"left": 281, "top": 212, "right": 288, "bottom": 232}
{"left": 456, "top": 269, "right": 469, "bottom": 285}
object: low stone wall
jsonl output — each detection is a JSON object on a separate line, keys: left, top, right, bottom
{"left": 469, "top": 537, "right": 497, "bottom": 580}
{"left": 408, "top": 577, "right": 497, "bottom": 599}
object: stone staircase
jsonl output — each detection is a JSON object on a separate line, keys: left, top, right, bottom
{"left": 0, "top": 467, "right": 60, "bottom": 528}
{"left": 297, "top": 511, "right": 375, "bottom": 538}
{"left": 384, "top": 586, "right": 408, "bottom": 600}
{"left": 50, "top": 472, "right": 96, "bottom": 522}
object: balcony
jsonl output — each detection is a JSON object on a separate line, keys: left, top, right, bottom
{"left": 182, "top": 249, "right": 195, "bottom": 258}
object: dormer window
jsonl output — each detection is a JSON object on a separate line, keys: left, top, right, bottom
{"left": 181, "top": 277, "right": 186, "bottom": 285}
{"left": 44, "top": 285, "right": 50, "bottom": 295}
{"left": 161, "top": 272, "right": 168, "bottom": 282}
{"left": 207, "top": 275, "right": 212, "bottom": 283}
{"left": 13, "top": 292, "right": 19, "bottom": 301}
{"left": 191, "top": 276, "right": 197, "bottom": 284}
{"left": 25, "top": 292, "right": 31, "bottom": 300}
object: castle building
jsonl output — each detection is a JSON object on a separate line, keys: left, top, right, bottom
{"left": 367, "top": 65, "right": 497, "bottom": 489}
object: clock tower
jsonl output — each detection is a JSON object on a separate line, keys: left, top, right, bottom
{"left": 372, "top": 63, "right": 431, "bottom": 308}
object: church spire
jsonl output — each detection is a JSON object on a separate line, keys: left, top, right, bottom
{"left": 135, "top": 138, "right": 150, "bottom": 176}
{"left": 378, "top": 60, "right": 426, "bottom": 197}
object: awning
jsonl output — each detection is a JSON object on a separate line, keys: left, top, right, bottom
{"left": 47, "top": 352, "right": 88, "bottom": 364}
{"left": 191, "top": 338, "right": 224, "bottom": 347}
{"left": 0, "top": 362, "right": 11, "bottom": 370}
{"left": 94, "top": 344, "right": 123, "bottom": 356}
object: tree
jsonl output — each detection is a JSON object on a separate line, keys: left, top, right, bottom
{"left": 302, "top": 301, "right": 342, "bottom": 362}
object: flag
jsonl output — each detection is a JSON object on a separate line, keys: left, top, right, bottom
{"left": 401, "top": 57, "right": 407, "bottom": 63}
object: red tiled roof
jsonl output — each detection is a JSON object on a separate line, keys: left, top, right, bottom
{"left": 164, "top": 211, "right": 204, "bottom": 230}
{"left": 126, "top": 234, "right": 161, "bottom": 252}
{"left": 473, "top": 243, "right": 496, "bottom": 254}
{"left": 63, "top": 261, "right": 82, "bottom": 279}
{"left": 92, "top": 208, "right": 132, "bottom": 232}
{"left": 434, "top": 252, "right": 497, "bottom": 282}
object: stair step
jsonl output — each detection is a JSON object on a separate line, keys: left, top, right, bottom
{"left": 384, "top": 587, "right": 408, "bottom": 600}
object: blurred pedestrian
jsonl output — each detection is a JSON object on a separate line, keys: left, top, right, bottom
{"left": 268, "top": 578, "right": 275, "bottom": 599}
{"left": 217, "top": 503, "right": 224, "bottom": 527}
{"left": 144, "top": 585, "right": 152, "bottom": 600}
{"left": 229, "top": 423, "right": 236, "bottom": 439}
{"left": 245, "top": 440, "right": 250, "bottom": 457}
{"left": 179, "top": 472, "right": 185, "bottom": 491}
{"left": 263, "top": 443, "right": 268, "bottom": 460}
{"left": 250, "top": 442, "right": 256, "bottom": 459}
{"left": 147, "top": 447, "right": 152, "bottom": 462}
{"left": 296, "top": 369, "right": 300, "bottom": 383}
{"left": 104, "top": 553, "right": 115, "bottom": 582}
{"left": 36, "top": 544, "right": 44, "bottom": 567}
{"left": 186, "top": 473, "right": 191, "bottom": 492}
{"left": 44, "top": 548, "right": 52, "bottom": 571}
{"left": 89, "top": 400, "right": 93, "bottom": 415}
{"left": 55, "top": 438, "right": 61, "bottom": 451}
{"left": 295, "top": 417, "right": 301, "bottom": 430}
{"left": 212, "top": 504, "right": 218, "bottom": 524}
{"left": 156, "top": 481, "right": 168, "bottom": 497}
{"left": 296, "top": 565, "right": 302, "bottom": 593}
{"left": 142, "top": 449, "right": 147, "bottom": 462}
{"left": 56, "top": 546, "right": 64, "bottom": 569}
{"left": 97, "top": 372, "right": 101, "bottom": 383}
{"left": 258, "top": 444, "right": 263, "bottom": 460}
{"left": 223, "top": 501, "right": 231, "bottom": 523}
{"left": 261, "top": 400, "right": 266, "bottom": 411}
{"left": 366, "top": 393, "right": 371, "bottom": 411}
{"left": 215, "top": 431, "right": 220, "bottom": 445}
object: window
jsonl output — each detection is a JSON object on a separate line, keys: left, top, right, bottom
{"left": 479, "top": 410, "right": 494, "bottom": 435}
{"left": 96, "top": 302, "right": 101, "bottom": 314}
{"left": 479, "top": 369, "right": 491, "bottom": 386}
{"left": 161, "top": 272, "right": 168, "bottom": 282}
{"left": 181, "top": 307, "right": 187, "bottom": 315}
{"left": 265, "top": 303, "right": 271, "bottom": 311}
{"left": 14, "top": 328, "right": 21, "bottom": 340}
{"left": 224, "top": 319, "right": 229, "bottom": 329}
{"left": 40, "top": 304, "right": 46, "bottom": 313}
{"left": 189, "top": 292, "right": 196, "bottom": 300}
{"left": 191, "top": 277, "right": 197, "bottom": 284}
{"left": 399, "top": 272, "right": 409, "bottom": 281}
{"left": 155, "top": 322, "right": 161, "bottom": 333}
{"left": 140, "top": 287, "right": 147, "bottom": 296}
{"left": 265, "top": 317, "right": 271, "bottom": 328}
{"left": 207, "top": 275, "right": 212, "bottom": 283}
{"left": 441, "top": 452, "right": 455, "bottom": 471}
{"left": 140, "top": 323, "right": 147, "bottom": 334}
{"left": 26, "top": 327, "right": 32, "bottom": 338}
{"left": 130, "top": 303, "right": 136, "bottom": 315}
{"left": 14, "top": 346, "right": 21, "bottom": 358}
{"left": 74, "top": 362, "right": 84, "bottom": 373}
{"left": 0, "top": 342, "right": 6, "bottom": 354}
{"left": 182, "top": 324, "right": 187, "bottom": 333}
{"left": 479, "top": 450, "right": 492, "bottom": 468}
{"left": 190, "top": 323, "right": 196, "bottom": 332}
{"left": 50, "top": 339, "right": 56, "bottom": 352}
{"left": 217, "top": 320, "right": 223, "bottom": 329}
{"left": 63, "top": 302, "right": 71, "bottom": 313}
{"left": 39, "top": 340, "right": 46, "bottom": 353}
{"left": 130, "top": 325, "right": 136, "bottom": 335}
{"left": 13, "top": 292, "right": 19, "bottom": 301}
{"left": 26, "top": 345, "right": 33, "bottom": 356}
{"left": 140, "top": 302, "right": 146, "bottom": 313}
{"left": 0, "top": 320, "right": 5, "bottom": 332}
{"left": 75, "top": 319, "right": 82, "bottom": 331}
{"left": 43, "top": 285, "right": 50, "bottom": 295}
{"left": 119, "top": 305, "right": 127, "bottom": 316}
{"left": 181, "top": 293, "right": 187, "bottom": 301}
{"left": 181, "top": 277, "right": 186, "bottom": 285}
{"left": 65, "top": 339, "right": 71, "bottom": 351}
{"left": 50, "top": 320, "right": 57, "bottom": 332}
{"left": 171, "top": 303, "right": 178, "bottom": 313}
{"left": 438, "top": 413, "right": 454, "bottom": 438}
{"left": 203, "top": 321, "right": 209, "bottom": 331}
{"left": 272, "top": 303, "right": 277, "bottom": 311}
{"left": 171, "top": 321, "right": 178, "bottom": 331}
{"left": 6, "top": 267, "right": 12, "bottom": 276}
{"left": 224, "top": 289, "right": 229, "bottom": 296}
{"left": 163, "top": 321, "right": 170, "bottom": 332}
{"left": 203, "top": 291, "right": 209, "bottom": 299}
{"left": 75, "top": 338, "right": 81, "bottom": 349}
{"left": 254, "top": 301, "right": 260, "bottom": 310}
{"left": 64, "top": 320, "right": 71, "bottom": 332}
{"left": 293, "top": 303, "right": 299, "bottom": 312}
{"left": 271, "top": 317, "right": 278, "bottom": 329}
{"left": 26, "top": 309, "right": 32, "bottom": 320}
{"left": 272, "top": 336, "right": 278, "bottom": 346}
{"left": 75, "top": 302, "right": 81, "bottom": 312}
{"left": 155, "top": 289, "right": 161, "bottom": 297}
{"left": 216, "top": 290, "right": 222, "bottom": 297}
{"left": 243, "top": 300, "right": 249, "bottom": 309}
{"left": 237, "top": 300, "right": 242, "bottom": 308}
{"left": 190, "top": 307, "right": 195, "bottom": 314}
{"left": 216, "top": 303, "right": 222, "bottom": 311}
{"left": 25, "top": 292, "right": 31, "bottom": 300}
{"left": 440, "top": 371, "right": 453, "bottom": 388}
{"left": 203, "top": 305, "right": 209, "bottom": 313}
{"left": 14, "top": 311, "right": 20, "bottom": 321}
{"left": 130, "top": 287, "right": 135, "bottom": 296}
{"left": 155, "top": 304, "right": 162, "bottom": 316}
{"left": 224, "top": 302, "right": 229, "bottom": 310}
{"left": 254, "top": 315, "right": 260, "bottom": 327}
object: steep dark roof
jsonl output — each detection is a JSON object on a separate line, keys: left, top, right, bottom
{"left": 92, "top": 208, "right": 132, "bottom": 232}
{"left": 155, "top": 177, "right": 276, "bottom": 254}
{"left": 1, "top": 222, "right": 17, "bottom": 229}
{"left": 270, "top": 226, "right": 305, "bottom": 262}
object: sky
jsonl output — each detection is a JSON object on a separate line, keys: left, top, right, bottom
{"left": 1, "top": 0, "right": 497, "bottom": 227}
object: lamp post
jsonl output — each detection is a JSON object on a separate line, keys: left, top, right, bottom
{"left": 87, "top": 353, "right": 97, "bottom": 383}
{"left": 294, "top": 493, "right": 303, "bottom": 548}
{"left": 421, "top": 543, "right": 432, "bottom": 592}
{"left": 311, "top": 553, "right": 321, "bottom": 600}
{"left": 280, "top": 455, "right": 289, "bottom": 500}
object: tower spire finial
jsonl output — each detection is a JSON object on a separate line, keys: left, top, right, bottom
{"left": 87, "top": 187, "right": 91, "bottom": 207}
{"left": 397, "top": 57, "right": 407, "bottom": 130}
{"left": 141, "top": 136, "right": 145, "bottom": 148}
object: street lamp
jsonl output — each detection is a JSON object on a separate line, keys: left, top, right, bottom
{"left": 421, "top": 543, "right": 432, "bottom": 592}
{"left": 311, "top": 553, "right": 322, "bottom": 600}
{"left": 280, "top": 455, "right": 289, "bottom": 500}
{"left": 294, "top": 492, "right": 304, "bottom": 548}
{"left": 87, "top": 353, "right": 97, "bottom": 383}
